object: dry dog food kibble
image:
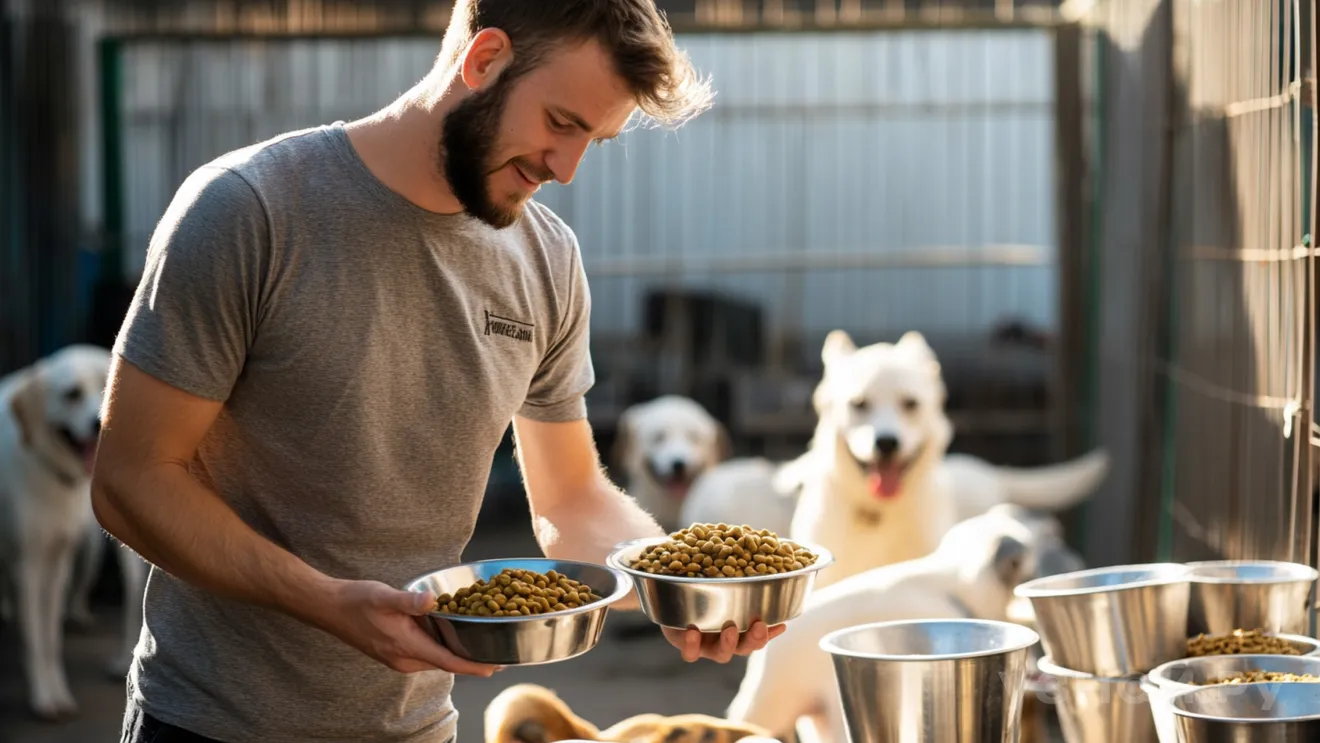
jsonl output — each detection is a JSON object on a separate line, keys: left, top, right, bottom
{"left": 629, "top": 523, "right": 819, "bottom": 578}
{"left": 1200, "top": 670, "right": 1320, "bottom": 685}
{"left": 432, "top": 568, "right": 603, "bottom": 616}
{"left": 1186, "top": 629, "right": 1302, "bottom": 658}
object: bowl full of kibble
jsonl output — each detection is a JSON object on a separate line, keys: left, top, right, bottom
{"left": 1145, "top": 649, "right": 1320, "bottom": 743}
{"left": 606, "top": 522, "right": 834, "bottom": 632}
{"left": 403, "top": 558, "right": 633, "bottom": 665}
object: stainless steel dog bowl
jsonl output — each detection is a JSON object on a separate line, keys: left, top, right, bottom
{"left": 1169, "top": 682, "right": 1320, "bottom": 741}
{"left": 819, "top": 618, "right": 1040, "bottom": 743}
{"left": 1185, "top": 561, "right": 1319, "bottom": 638}
{"left": 1146, "top": 654, "right": 1320, "bottom": 743}
{"left": 605, "top": 537, "right": 833, "bottom": 632}
{"left": 1014, "top": 563, "right": 1192, "bottom": 677}
{"left": 404, "top": 558, "right": 633, "bottom": 665}
{"left": 1035, "top": 655, "right": 1156, "bottom": 743}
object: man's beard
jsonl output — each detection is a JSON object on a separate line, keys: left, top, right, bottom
{"left": 439, "top": 76, "right": 548, "bottom": 229}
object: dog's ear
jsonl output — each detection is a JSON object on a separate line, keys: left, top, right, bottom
{"left": 713, "top": 420, "right": 733, "bottom": 462}
{"left": 8, "top": 369, "right": 46, "bottom": 448}
{"left": 821, "top": 329, "right": 856, "bottom": 366}
{"left": 612, "top": 408, "right": 637, "bottom": 473}
{"left": 992, "top": 533, "right": 1033, "bottom": 588}
{"left": 896, "top": 330, "right": 930, "bottom": 353}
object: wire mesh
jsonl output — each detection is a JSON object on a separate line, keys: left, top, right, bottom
{"left": 1159, "top": 0, "right": 1315, "bottom": 564}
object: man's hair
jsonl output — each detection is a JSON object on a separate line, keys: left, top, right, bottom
{"left": 437, "top": 0, "right": 714, "bottom": 130}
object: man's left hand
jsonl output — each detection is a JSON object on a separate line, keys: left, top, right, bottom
{"left": 662, "top": 620, "right": 787, "bottom": 663}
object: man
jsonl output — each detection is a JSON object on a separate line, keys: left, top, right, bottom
{"left": 91, "top": 2, "right": 784, "bottom": 741}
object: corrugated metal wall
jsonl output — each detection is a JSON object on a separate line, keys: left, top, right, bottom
{"left": 114, "top": 28, "right": 1061, "bottom": 353}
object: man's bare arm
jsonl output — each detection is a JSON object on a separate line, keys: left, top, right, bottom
{"left": 511, "top": 415, "right": 665, "bottom": 609}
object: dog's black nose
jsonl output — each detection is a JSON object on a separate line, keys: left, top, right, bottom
{"left": 670, "top": 460, "right": 687, "bottom": 477}
{"left": 875, "top": 435, "right": 900, "bottom": 457}
{"left": 92, "top": 417, "right": 103, "bottom": 436}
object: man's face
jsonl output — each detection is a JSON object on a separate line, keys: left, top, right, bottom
{"left": 440, "top": 38, "right": 638, "bottom": 229}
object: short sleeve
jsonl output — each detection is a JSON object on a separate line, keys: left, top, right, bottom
{"left": 517, "top": 234, "right": 596, "bottom": 422}
{"left": 112, "top": 165, "right": 270, "bottom": 402}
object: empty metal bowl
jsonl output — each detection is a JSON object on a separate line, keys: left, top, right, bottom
{"left": 605, "top": 537, "right": 833, "bottom": 632}
{"left": 1169, "top": 681, "right": 1320, "bottom": 740}
{"left": 404, "top": 557, "right": 633, "bottom": 665}
{"left": 1146, "top": 654, "right": 1320, "bottom": 743}
{"left": 1014, "top": 563, "right": 1192, "bottom": 677}
{"left": 1035, "top": 655, "right": 1156, "bottom": 743}
{"left": 819, "top": 618, "right": 1040, "bottom": 743}
{"left": 1185, "top": 560, "right": 1319, "bottom": 637}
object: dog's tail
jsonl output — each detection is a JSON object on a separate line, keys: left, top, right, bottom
{"left": 985, "top": 449, "right": 1111, "bottom": 513}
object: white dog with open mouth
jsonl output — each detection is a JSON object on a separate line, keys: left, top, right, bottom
{"left": 787, "top": 329, "right": 1109, "bottom": 589}
{"left": 0, "top": 344, "right": 147, "bottom": 720}
{"left": 613, "top": 395, "right": 732, "bottom": 531}
{"left": 725, "top": 505, "right": 1046, "bottom": 743}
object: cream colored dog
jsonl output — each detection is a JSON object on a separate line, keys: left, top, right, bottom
{"left": 0, "top": 345, "right": 148, "bottom": 720}
{"left": 725, "top": 505, "right": 1046, "bottom": 743}
{"left": 787, "top": 329, "right": 1109, "bottom": 588}
{"left": 613, "top": 395, "right": 732, "bottom": 531}
{"left": 485, "top": 683, "right": 780, "bottom": 743}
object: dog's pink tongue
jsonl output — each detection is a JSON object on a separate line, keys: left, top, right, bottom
{"left": 867, "top": 464, "right": 905, "bottom": 499}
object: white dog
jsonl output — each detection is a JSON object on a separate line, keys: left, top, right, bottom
{"left": 787, "top": 329, "right": 1109, "bottom": 588}
{"left": 725, "top": 505, "right": 1045, "bottom": 743}
{"left": 0, "top": 344, "right": 147, "bottom": 720}
{"left": 613, "top": 395, "right": 732, "bottom": 531}
{"left": 678, "top": 457, "right": 800, "bottom": 540}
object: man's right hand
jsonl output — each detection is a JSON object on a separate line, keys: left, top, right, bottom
{"left": 316, "top": 579, "right": 501, "bottom": 677}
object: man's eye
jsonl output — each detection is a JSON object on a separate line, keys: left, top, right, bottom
{"left": 548, "top": 116, "right": 573, "bottom": 132}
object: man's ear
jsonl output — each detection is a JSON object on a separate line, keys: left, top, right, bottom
{"left": 459, "top": 27, "right": 515, "bottom": 91}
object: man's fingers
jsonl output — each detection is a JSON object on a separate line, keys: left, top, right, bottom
{"left": 402, "top": 624, "right": 500, "bottom": 677}
{"left": 767, "top": 624, "right": 788, "bottom": 640}
{"left": 710, "top": 624, "right": 738, "bottom": 664}
{"left": 683, "top": 628, "right": 702, "bottom": 663}
{"left": 735, "top": 621, "right": 771, "bottom": 655}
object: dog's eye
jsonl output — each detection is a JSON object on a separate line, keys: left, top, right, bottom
{"left": 850, "top": 399, "right": 869, "bottom": 413}
{"left": 63, "top": 387, "right": 84, "bottom": 404}
{"left": 901, "top": 397, "right": 919, "bottom": 413}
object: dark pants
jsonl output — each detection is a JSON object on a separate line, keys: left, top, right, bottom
{"left": 120, "top": 701, "right": 223, "bottom": 743}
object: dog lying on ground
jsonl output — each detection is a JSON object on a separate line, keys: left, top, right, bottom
{"left": 485, "top": 683, "right": 780, "bottom": 743}
{"left": 613, "top": 395, "right": 732, "bottom": 531}
{"left": 786, "top": 329, "right": 1109, "bottom": 588}
{"left": 0, "top": 344, "right": 148, "bottom": 720}
{"left": 724, "top": 505, "right": 1047, "bottom": 743}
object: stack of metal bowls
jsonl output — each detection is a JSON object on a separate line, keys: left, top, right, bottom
{"left": 1138, "top": 559, "right": 1320, "bottom": 743}
{"left": 1146, "top": 654, "right": 1320, "bottom": 742}
{"left": 1184, "top": 560, "right": 1319, "bottom": 638}
{"left": 1168, "top": 681, "right": 1320, "bottom": 741}
{"left": 1013, "top": 563, "right": 1192, "bottom": 743}
{"left": 817, "top": 618, "right": 1041, "bottom": 743}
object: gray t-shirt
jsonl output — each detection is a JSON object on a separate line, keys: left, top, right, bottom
{"left": 113, "top": 122, "right": 595, "bottom": 742}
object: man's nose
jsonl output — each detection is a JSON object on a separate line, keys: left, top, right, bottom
{"left": 545, "top": 141, "right": 590, "bottom": 185}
